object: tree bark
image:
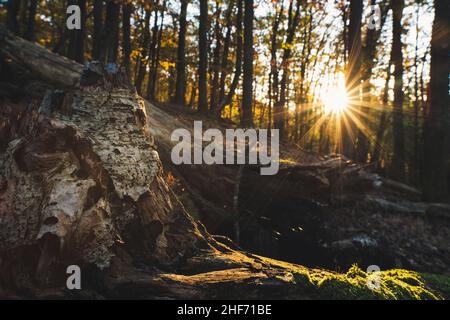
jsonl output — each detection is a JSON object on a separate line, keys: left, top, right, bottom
{"left": 174, "top": 0, "right": 189, "bottom": 106}
{"left": 2, "top": 26, "right": 449, "bottom": 299}
{"left": 6, "top": 0, "right": 21, "bottom": 35}
{"left": 198, "top": 0, "right": 209, "bottom": 113}
{"left": 101, "top": 0, "right": 120, "bottom": 64}
{"left": 135, "top": 9, "right": 151, "bottom": 94}
{"left": 390, "top": 0, "right": 406, "bottom": 181}
{"left": 372, "top": 60, "right": 392, "bottom": 167}
{"left": 241, "top": 0, "right": 254, "bottom": 127}
{"left": 68, "top": 0, "right": 86, "bottom": 63}
{"left": 92, "top": 0, "right": 104, "bottom": 61}
{"left": 216, "top": 0, "right": 243, "bottom": 118}
{"left": 355, "top": 0, "right": 389, "bottom": 163}
{"left": 210, "top": 1, "right": 222, "bottom": 113}
{"left": 423, "top": 0, "right": 450, "bottom": 201}
{"left": 23, "top": 0, "right": 38, "bottom": 41}
{"left": 147, "top": 1, "right": 165, "bottom": 100}
{"left": 122, "top": 3, "right": 133, "bottom": 78}
{"left": 342, "top": 0, "right": 363, "bottom": 159}
{"left": 218, "top": 0, "right": 235, "bottom": 105}
{"left": 274, "top": 0, "right": 301, "bottom": 138}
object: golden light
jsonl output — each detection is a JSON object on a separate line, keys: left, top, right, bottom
{"left": 322, "top": 83, "right": 349, "bottom": 115}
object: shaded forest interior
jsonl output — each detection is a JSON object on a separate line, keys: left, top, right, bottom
{"left": 0, "top": 0, "right": 449, "bottom": 299}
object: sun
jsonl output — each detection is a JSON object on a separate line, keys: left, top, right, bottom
{"left": 321, "top": 73, "right": 349, "bottom": 115}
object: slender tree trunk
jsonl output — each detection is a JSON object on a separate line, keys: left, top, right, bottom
{"left": 373, "top": 61, "right": 392, "bottom": 167}
{"left": 92, "top": 0, "right": 103, "bottom": 61}
{"left": 269, "top": 2, "right": 283, "bottom": 132}
{"left": 135, "top": 9, "right": 151, "bottom": 94}
{"left": 107, "top": 1, "right": 120, "bottom": 64}
{"left": 24, "top": 0, "right": 37, "bottom": 41}
{"left": 274, "top": 0, "right": 301, "bottom": 138}
{"left": 390, "top": 0, "right": 406, "bottom": 181}
{"left": 423, "top": 0, "right": 450, "bottom": 201}
{"left": 210, "top": 1, "right": 222, "bottom": 112}
{"left": 356, "top": 0, "right": 388, "bottom": 163}
{"left": 6, "top": 0, "right": 21, "bottom": 35}
{"left": 77, "top": 0, "right": 87, "bottom": 63}
{"left": 174, "top": 0, "right": 188, "bottom": 106}
{"left": 412, "top": 5, "right": 420, "bottom": 184}
{"left": 216, "top": 0, "right": 243, "bottom": 118}
{"left": 342, "top": 0, "right": 363, "bottom": 159}
{"left": 218, "top": 0, "right": 235, "bottom": 104}
{"left": 147, "top": 2, "right": 165, "bottom": 100}
{"left": 198, "top": 0, "right": 208, "bottom": 113}
{"left": 122, "top": 3, "right": 133, "bottom": 78}
{"left": 100, "top": 0, "right": 120, "bottom": 64}
{"left": 241, "top": 0, "right": 254, "bottom": 127}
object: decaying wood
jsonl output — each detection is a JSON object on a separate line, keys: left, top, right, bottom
{"left": 0, "top": 29, "right": 449, "bottom": 299}
{"left": 0, "top": 27, "right": 83, "bottom": 87}
{"left": 0, "top": 59, "right": 216, "bottom": 294}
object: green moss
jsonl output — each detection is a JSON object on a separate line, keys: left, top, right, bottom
{"left": 420, "top": 273, "right": 450, "bottom": 299}
{"left": 289, "top": 264, "right": 441, "bottom": 300}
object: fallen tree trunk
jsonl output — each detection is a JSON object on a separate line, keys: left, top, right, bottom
{"left": 0, "top": 30, "right": 449, "bottom": 300}
{"left": 0, "top": 27, "right": 83, "bottom": 87}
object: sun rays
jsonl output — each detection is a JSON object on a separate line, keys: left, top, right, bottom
{"left": 288, "top": 71, "right": 390, "bottom": 158}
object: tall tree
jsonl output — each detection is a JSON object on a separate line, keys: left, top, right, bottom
{"left": 423, "top": 0, "right": 450, "bottom": 201}
{"left": 147, "top": 0, "right": 166, "bottom": 100}
{"left": 390, "top": 0, "right": 405, "bottom": 181}
{"left": 198, "top": 0, "right": 208, "bottom": 113}
{"left": 209, "top": 0, "right": 222, "bottom": 112}
{"left": 24, "top": 0, "right": 38, "bottom": 41}
{"left": 274, "top": 0, "right": 301, "bottom": 138}
{"left": 372, "top": 60, "right": 392, "bottom": 167}
{"left": 342, "top": 0, "right": 363, "bottom": 159}
{"left": 216, "top": 0, "right": 243, "bottom": 118}
{"left": 218, "top": 0, "right": 235, "bottom": 105}
{"left": 122, "top": 2, "right": 133, "bottom": 78}
{"left": 269, "top": 2, "right": 284, "bottom": 131}
{"left": 355, "top": 0, "right": 389, "bottom": 163}
{"left": 6, "top": 0, "right": 21, "bottom": 35}
{"left": 242, "top": 0, "right": 254, "bottom": 127}
{"left": 68, "top": 0, "right": 86, "bottom": 63}
{"left": 92, "top": 0, "right": 104, "bottom": 61}
{"left": 100, "top": 0, "right": 120, "bottom": 63}
{"left": 135, "top": 8, "right": 151, "bottom": 94}
{"left": 174, "top": 0, "right": 189, "bottom": 106}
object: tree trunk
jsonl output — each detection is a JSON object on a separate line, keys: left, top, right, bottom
{"left": 269, "top": 2, "right": 283, "bottom": 131}
{"left": 423, "top": 0, "right": 450, "bottom": 201}
{"left": 210, "top": 1, "right": 222, "bottom": 113}
{"left": 390, "top": 0, "right": 406, "bottom": 181}
{"left": 122, "top": 3, "right": 133, "bottom": 78}
{"left": 135, "top": 9, "right": 151, "bottom": 94}
{"left": 274, "top": 0, "right": 301, "bottom": 138}
{"left": 68, "top": 0, "right": 86, "bottom": 63}
{"left": 92, "top": 0, "right": 103, "bottom": 61}
{"left": 198, "top": 0, "right": 209, "bottom": 113}
{"left": 355, "top": 0, "right": 388, "bottom": 163}
{"left": 372, "top": 60, "right": 392, "bottom": 167}
{"left": 174, "top": 0, "right": 188, "bottom": 106}
{"left": 147, "top": 2, "right": 165, "bottom": 100}
{"left": 6, "top": 0, "right": 21, "bottom": 35}
{"left": 23, "top": 0, "right": 38, "bottom": 41}
{"left": 2, "top": 29, "right": 450, "bottom": 297}
{"left": 218, "top": 0, "right": 235, "bottom": 105}
{"left": 101, "top": 0, "right": 120, "bottom": 64}
{"left": 342, "top": 0, "right": 363, "bottom": 159}
{"left": 216, "top": 0, "right": 243, "bottom": 118}
{"left": 241, "top": 0, "right": 254, "bottom": 127}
